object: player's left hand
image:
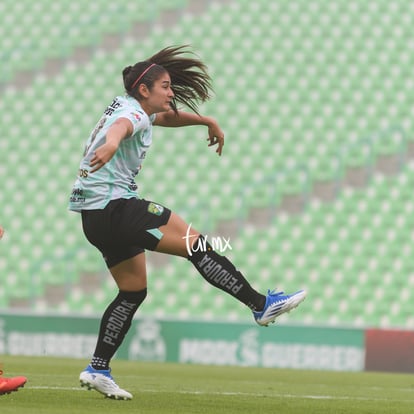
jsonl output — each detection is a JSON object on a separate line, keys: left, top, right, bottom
{"left": 207, "top": 123, "right": 224, "bottom": 156}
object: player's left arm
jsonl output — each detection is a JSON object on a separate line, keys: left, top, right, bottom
{"left": 153, "top": 110, "right": 224, "bottom": 156}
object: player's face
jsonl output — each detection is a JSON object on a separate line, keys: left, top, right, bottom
{"left": 146, "top": 72, "right": 174, "bottom": 113}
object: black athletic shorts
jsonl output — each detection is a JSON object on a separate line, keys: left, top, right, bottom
{"left": 81, "top": 198, "right": 171, "bottom": 268}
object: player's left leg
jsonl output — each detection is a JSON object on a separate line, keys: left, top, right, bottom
{"left": 155, "top": 212, "right": 306, "bottom": 325}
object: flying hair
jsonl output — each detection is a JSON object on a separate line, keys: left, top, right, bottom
{"left": 124, "top": 45, "right": 213, "bottom": 114}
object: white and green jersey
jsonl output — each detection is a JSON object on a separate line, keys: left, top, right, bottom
{"left": 69, "top": 95, "right": 156, "bottom": 211}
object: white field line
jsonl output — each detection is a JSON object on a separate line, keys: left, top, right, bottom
{"left": 28, "top": 386, "right": 414, "bottom": 402}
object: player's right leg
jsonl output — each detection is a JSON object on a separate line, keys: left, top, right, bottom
{"left": 79, "top": 253, "right": 148, "bottom": 400}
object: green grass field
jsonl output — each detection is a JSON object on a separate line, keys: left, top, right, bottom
{"left": 1, "top": 355, "right": 413, "bottom": 414}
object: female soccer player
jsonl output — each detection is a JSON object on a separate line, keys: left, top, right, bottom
{"left": 69, "top": 46, "right": 306, "bottom": 400}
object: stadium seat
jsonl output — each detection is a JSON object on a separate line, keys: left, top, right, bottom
{"left": 1, "top": 0, "right": 414, "bottom": 330}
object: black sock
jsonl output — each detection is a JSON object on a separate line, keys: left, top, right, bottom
{"left": 91, "top": 356, "right": 109, "bottom": 370}
{"left": 188, "top": 236, "right": 266, "bottom": 311}
{"left": 91, "top": 289, "right": 147, "bottom": 370}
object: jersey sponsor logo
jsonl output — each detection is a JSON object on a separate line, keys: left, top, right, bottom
{"left": 131, "top": 112, "right": 141, "bottom": 121}
{"left": 147, "top": 202, "right": 164, "bottom": 216}
{"left": 103, "top": 98, "right": 122, "bottom": 116}
{"left": 70, "top": 188, "right": 85, "bottom": 203}
{"left": 78, "top": 168, "right": 88, "bottom": 178}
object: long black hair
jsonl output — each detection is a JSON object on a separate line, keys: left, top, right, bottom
{"left": 122, "top": 45, "right": 212, "bottom": 114}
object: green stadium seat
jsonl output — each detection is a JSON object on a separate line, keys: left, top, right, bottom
{"left": 2, "top": 0, "right": 414, "bottom": 329}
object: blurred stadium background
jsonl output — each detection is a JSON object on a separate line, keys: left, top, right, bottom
{"left": 1, "top": 0, "right": 413, "bottom": 329}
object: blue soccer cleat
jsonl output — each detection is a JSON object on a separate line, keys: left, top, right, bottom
{"left": 253, "top": 289, "right": 307, "bottom": 326}
{"left": 79, "top": 365, "right": 132, "bottom": 400}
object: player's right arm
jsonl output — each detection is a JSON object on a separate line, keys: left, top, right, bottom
{"left": 89, "top": 118, "right": 133, "bottom": 173}
{"left": 0, "top": 226, "right": 4, "bottom": 239}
